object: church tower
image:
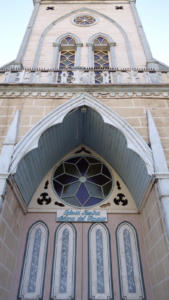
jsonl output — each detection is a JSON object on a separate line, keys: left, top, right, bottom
{"left": 0, "top": 1, "right": 169, "bottom": 299}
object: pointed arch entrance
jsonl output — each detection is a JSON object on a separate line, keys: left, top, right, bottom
{"left": 10, "top": 93, "right": 153, "bottom": 209}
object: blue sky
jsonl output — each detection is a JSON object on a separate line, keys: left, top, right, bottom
{"left": 0, "top": 0, "right": 169, "bottom": 67}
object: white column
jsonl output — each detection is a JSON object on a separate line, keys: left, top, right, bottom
{"left": 0, "top": 111, "right": 20, "bottom": 211}
{"left": 147, "top": 110, "right": 169, "bottom": 237}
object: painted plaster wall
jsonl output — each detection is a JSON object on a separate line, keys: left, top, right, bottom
{"left": 22, "top": 2, "right": 146, "bottom": 68}
{"left": 0, "top": 183, "right": 24, "bottom": 300}
{"left": 0, "top": 93, "right": 169, "bottom": 166}
{"left": 142, "top": 184, "right": 169, "bottom": 300}
{"left": 11, "top": 212, "right": 153, "bottom": 300}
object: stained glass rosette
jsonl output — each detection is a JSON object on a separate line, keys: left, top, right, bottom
{"left": 52, "top": 156, "right": 113, "bottom": 208}
{"left": 73, "top": 15, "right": 96, "bottom": 26}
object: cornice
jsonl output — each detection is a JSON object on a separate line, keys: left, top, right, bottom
{"left": 0, "top": 83, "right": 169, "bottom": 98}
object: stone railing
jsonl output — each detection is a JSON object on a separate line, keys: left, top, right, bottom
{"left": 1, "top": 68, "right": 169, "bottom": 85}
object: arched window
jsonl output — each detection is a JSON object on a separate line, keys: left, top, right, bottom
{"left": 18, "top": 222, "right": 48, "bottom": 300}
{"left": 93, "top": 36, "right": 110, "bottom": 83}
{"left": 89, "top": 223, "right": 113, "bottom": 300}
{"left": 59, "top": 36, "right": 76, "bottom": 69}
{"left": 51, "top": 223, "right": 76, "bottom": 300}
{"left": 93, "top": 36, "right": 110, "bottom": 68}
{"left": 116, "top": 222, "right": 146, "bottom": 300}
{"left": 52, "top": 33, "right": 82, "bottom": 69}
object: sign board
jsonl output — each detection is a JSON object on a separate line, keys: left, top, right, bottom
{"left": 56, "top": 209, "right": 107, "bottom": 223}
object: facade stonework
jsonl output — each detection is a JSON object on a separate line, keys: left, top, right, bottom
{"left": 0, "top": 1, "right": 169, "bottom": 300}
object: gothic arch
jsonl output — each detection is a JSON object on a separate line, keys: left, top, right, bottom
{"left": 10, "top": 93, "right": 153, "bottom": 207}
{"left": 32, "top": 8, "right": 135, "bottom": 68}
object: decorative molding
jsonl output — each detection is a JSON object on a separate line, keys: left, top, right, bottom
{"left": 116, "top": 222, "right": 146, "bottom": 300}
{"left": 0, "top": 85, "right": 169, "bottom": 97}
{"left": 51, "top": 223, "right": 76, "bottom": 300}
{"left": 88, "top": 223, "right": 113, "bottom": 300}
{"left": 18, "top": 221, "right": 49, "bottom": 300}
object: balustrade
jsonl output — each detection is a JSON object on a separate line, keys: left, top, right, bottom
{"left": 1, "top": 68, "right": 169, "bottom": 85}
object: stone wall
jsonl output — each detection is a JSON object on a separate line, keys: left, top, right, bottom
{"left": 0, "top": 91, "right": 169, "bottom": 166}
{"left": 142, "top": 184, "right": 169, "bottom": 300}
{"left": 0, "top": 182, "right": 24, "bottom": 300}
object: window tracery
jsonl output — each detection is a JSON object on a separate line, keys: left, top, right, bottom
{"left": 73, "top": 15, "right": 96, "bottom": 26}
{"left": 52, "top": 155, "right": 113, "bottom": 208}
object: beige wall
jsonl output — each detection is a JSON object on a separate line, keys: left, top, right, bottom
{"left": 0, "top": 182, "right": 24, "bottom": 300}
{"left": 142, "top": 184, "right": 169, "bottom": 300}
{"left": 23, "top": 2, "right": 146, "bottom": 68}
{"left": 0, "top": 92, "right": 169, "bottom": 167}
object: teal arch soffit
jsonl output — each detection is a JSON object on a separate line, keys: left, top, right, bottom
{"left": 10, "top": 94, "right": 153, "bottom": 208}
{"left": 32, "top": 7, "right": 135, "bottom": 68}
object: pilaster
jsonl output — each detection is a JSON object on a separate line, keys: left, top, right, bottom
{"left": 0, "top": 111, "right": 20, "bottom": 211}
{"left": 147, "top": 109, "right": 169, "bottom": 238}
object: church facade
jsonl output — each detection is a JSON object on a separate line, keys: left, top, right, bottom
{"left": 0, "top": 0, "right": 169, "bottom": 299}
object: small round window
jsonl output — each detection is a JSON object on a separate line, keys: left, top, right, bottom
{"left": 73, "top": 15, "right": 96, "bottom": 26}
{"left": 52, "top": 156, "right": 113, "bottom": 208}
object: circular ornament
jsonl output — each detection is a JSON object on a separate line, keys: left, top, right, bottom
{"left": 52, "top": 156, "right": 113, "bottom": 208}
{"left": 73, "top": 15, "right": 96, "bottom": 26}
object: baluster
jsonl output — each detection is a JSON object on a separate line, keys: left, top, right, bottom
{"left": 89, "top": 71, "right": 95, "bottom": 84}
{"left": 101, "top": 71, "right": 110, "bottom": 84}
{"left": 3, "top": 72, "right": 10, "bottom": 83}
{"left": 60, "top": 71, "right": 68, "bottom": 84}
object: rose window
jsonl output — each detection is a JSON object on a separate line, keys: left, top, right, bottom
{"left": 73, "top": 15, "right": 96, "bottom": 26}
{"left": 52, "top": 156, "right": 113, "bottom": 207}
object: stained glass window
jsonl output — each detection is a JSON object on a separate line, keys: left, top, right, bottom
{"left": 116, "top": 222, "right": 145, "bottom": 300}
{"left": 93, "top": 37, "right": 110, "bottom": 83}
{"left": 89, "top": 224, "right": 113, "bottom": 300}
{"left": 52, "top": 156, "right": 113, "bottom": 207}
{"left": 58, "top": 36, "right": 76, "bottom": 82}
{"left": 74, "top": 15, "right": 96, "bottom": 26}
{"left": 18, "top": 222, "right": 48, "bottom": 300}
